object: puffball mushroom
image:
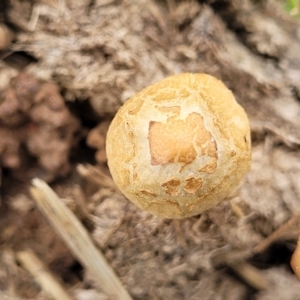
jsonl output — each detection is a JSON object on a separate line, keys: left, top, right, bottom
{"left": 106, "top": 73, "right": 251, "bottom": 219}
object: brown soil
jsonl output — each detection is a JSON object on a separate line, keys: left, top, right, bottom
{"left": 1, "top": 0, "right": 300, "bottom": 299}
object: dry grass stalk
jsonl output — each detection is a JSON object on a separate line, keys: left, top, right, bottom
{"left": 229, "top": 261, "right": 270, "bottom": 291}
{"left": 212, "top": 248, "right": 271, "bottom": 291}
{"left": 253, "top": 214, "right": 300, "bottom": 254}
{"left": 76, "top": 164, "right": 118, "bottom": 191}
{"left": 30, "top": 178, "right": 132, "bottom": 300}
{"left": 16, "top": 250, "right": 73, "bottom": 300}
{"left": 0, "top": 295, "right": 27, "bottom": 300}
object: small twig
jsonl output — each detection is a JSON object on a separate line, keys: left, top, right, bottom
{"left": 172, "top": 220, "right": 187, "bottom": 248}
{"left": 16, "top": 250, "right": 73, "bottom": 300}
{"left": 28, "top": 4, "right": 60, "bottom": 31}
{"left": 253, "top": 214, "right": 300, "bottom": 254}
{"left": 30, "top": 178, "right": 133, "bottom": 300}
{"left": 229, "top": 261, "right": 270, "bottom": 291}
{"left": 251, "top": 120, "right": 300, "bottom": 147}
{"left": 76, "top": 164, "right": 119, "bottom": 191}
{"left": 211, "top": 248, "right": 271, "bottom": 291}
{"left": 0, "top": 294, "right": 29, "bottom": 300}
{"left": 166, "top": 0, "right": 176, "bottom": 13}
{"left": 95, "top": 0, "right": 116, "bottom": 7}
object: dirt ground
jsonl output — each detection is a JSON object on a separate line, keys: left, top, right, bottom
{"left": 2, "top": 0, "right": 300, "bottom": 299}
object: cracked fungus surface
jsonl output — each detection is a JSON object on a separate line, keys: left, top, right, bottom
{"left": 148, "top": 110, "right": 217, "bottom": 166}
{"left": 106, "top": 73, "right": 251, "bottom": 219}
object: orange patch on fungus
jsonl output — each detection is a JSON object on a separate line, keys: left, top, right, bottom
{"left": 184, "top": 177, "right": 203, "bottom": 194}
{"left": 199, "top": 161, "right": 217, "bottom": 174}
{"left": 162, "top": 178, "right": 181, "bottom": 196}
{"left": 148, "top": 112, "right": 217, "bottom": 166}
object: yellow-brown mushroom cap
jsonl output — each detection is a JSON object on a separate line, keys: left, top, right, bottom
{"left": 106, "top": 73, "right": 251, "bottom": 219}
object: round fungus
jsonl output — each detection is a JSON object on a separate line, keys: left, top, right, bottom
{"left": 106, "top": 73, "right": 251, "bottom": 219}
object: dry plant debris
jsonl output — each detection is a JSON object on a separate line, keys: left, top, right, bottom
{"left": 1, "top": 0, "right": 300, "bottom": 299}
{"left": 0, "top": 72, "right": 80, "bottom": 179}
{"left": 16, "top": 250, "right": 73, "bottom": 300}
{"left": 30, "top": 178, "right": 132, "bottom": 300}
